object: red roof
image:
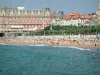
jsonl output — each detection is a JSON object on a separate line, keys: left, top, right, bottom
{"left": 64, "top": 10, "right": 93, "bottom": 20}
{"left": 80, "top": 15, "right": 85, "bottom": 19}
{"left": 64, "top": 14, "right": 71, "bottom": 20}
{"left": 88, "top": 15, "right": 93, "bottom": 20}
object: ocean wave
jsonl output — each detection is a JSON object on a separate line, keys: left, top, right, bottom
{"left": 53, "top": 46, "right": 67, "bottom": 48}
{"left": 0, "top": 43, "right": 91, "bottom": 51}
{"left": 0, "top": 43, "right": 46, "bottom": 47}
{"left": 67, "top": 46, "right": 91, "bottom": 51}
{"left": 52, "top": 45, "right": 91, "bottom": 51}
{"left": 28, "top": 44, "right": 45, "bottom": 46}
{"left": 0, "top": 43, "right": 7, "bottom": 45}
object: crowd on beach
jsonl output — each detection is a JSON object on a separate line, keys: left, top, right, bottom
{"left": 0, "top": 35, "right": 100, "bottom": 49}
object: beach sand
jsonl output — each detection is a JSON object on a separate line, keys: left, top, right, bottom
{"left": 0, "top": 36, "right": 100, "bottom": 50}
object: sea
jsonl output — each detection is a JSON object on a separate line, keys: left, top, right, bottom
{"left": 0, "top": 44, "right": 100, "bottom": 75}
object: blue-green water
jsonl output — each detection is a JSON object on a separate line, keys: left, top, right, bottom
{"left": 0, "top": 45, "right": 100, "bottom": 75}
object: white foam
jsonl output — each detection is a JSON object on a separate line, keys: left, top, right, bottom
{"left": 28, "top": 45, "right": 34, "bottom": 46}
{"left": 10, "top": 44, "right": 24, "bottom": 46}
{"left": 0, "top": 43, "right": 7, "bottom": 45}
{"left": 0, "top": 43, "right": 91, "bottom": 51}
{"left": 28, "top": 44, "right": 45, "bottom": 47}
{"left": 52, "top": 45, "right": 91, "bottom": 51}
{"left": 53, "top": 46, "right": 67, "bottom": 48}
{"left": 67, "top": 46, "right": 91, "bottom": 51}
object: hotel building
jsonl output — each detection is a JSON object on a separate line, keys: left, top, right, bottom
{"left": 0, "top": 6, "right": 64, "bottom": 36}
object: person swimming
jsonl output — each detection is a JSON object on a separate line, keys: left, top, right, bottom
{"left": 92, "top": 56, "right": 95, "bottom": 59}
{"left": 92, "top": 54, "right": 96, "bottom": 59}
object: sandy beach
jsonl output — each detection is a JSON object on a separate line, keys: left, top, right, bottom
{"left": 0, "top": 35, "right": 100, "bottom": 50}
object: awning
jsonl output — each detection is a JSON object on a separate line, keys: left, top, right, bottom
{"left": 10, "top": 25, "right": 24, "bottom": 29}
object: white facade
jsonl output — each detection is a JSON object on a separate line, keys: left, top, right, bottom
{"left": 18, "top": 7, "right": 25, "bottom": 10}
{"left": 52, "top": 18, "right": 90, "bottom": 26}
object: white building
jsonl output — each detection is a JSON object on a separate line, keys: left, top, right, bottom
{"left": 52, "top": 10, "right": 94, "bottom": 26}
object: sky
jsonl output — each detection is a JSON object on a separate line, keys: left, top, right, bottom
{"left": 0, "top": 0, "right": 98, "bottom": 14}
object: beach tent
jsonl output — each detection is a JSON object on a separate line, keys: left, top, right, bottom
{"left": 96, "top": 34, "right": 100, "bottom": 40}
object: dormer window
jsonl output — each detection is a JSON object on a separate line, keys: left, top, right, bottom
{"left": 31, "top": 11, "right": 34, "bottom": 16}
{"left": 32, "top": 13, "right": 34, "bottom": 16}
{"left": 38, "top": 10, "right": 40, "bottom": 15}
{"left": 10, "top": 10, "right": 13, "bottom": 15}
{"left": 2, "top": 10, "right": 5, "bottom": 15}
{"left": 46, "top": 11, "right": 50, "bottom": 16}
{"left": 25, "top": 10, "right": 27, "bottom": 14}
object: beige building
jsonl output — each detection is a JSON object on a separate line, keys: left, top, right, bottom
{"left": 0, "top": 6, "right": 64, "bottom": 37}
